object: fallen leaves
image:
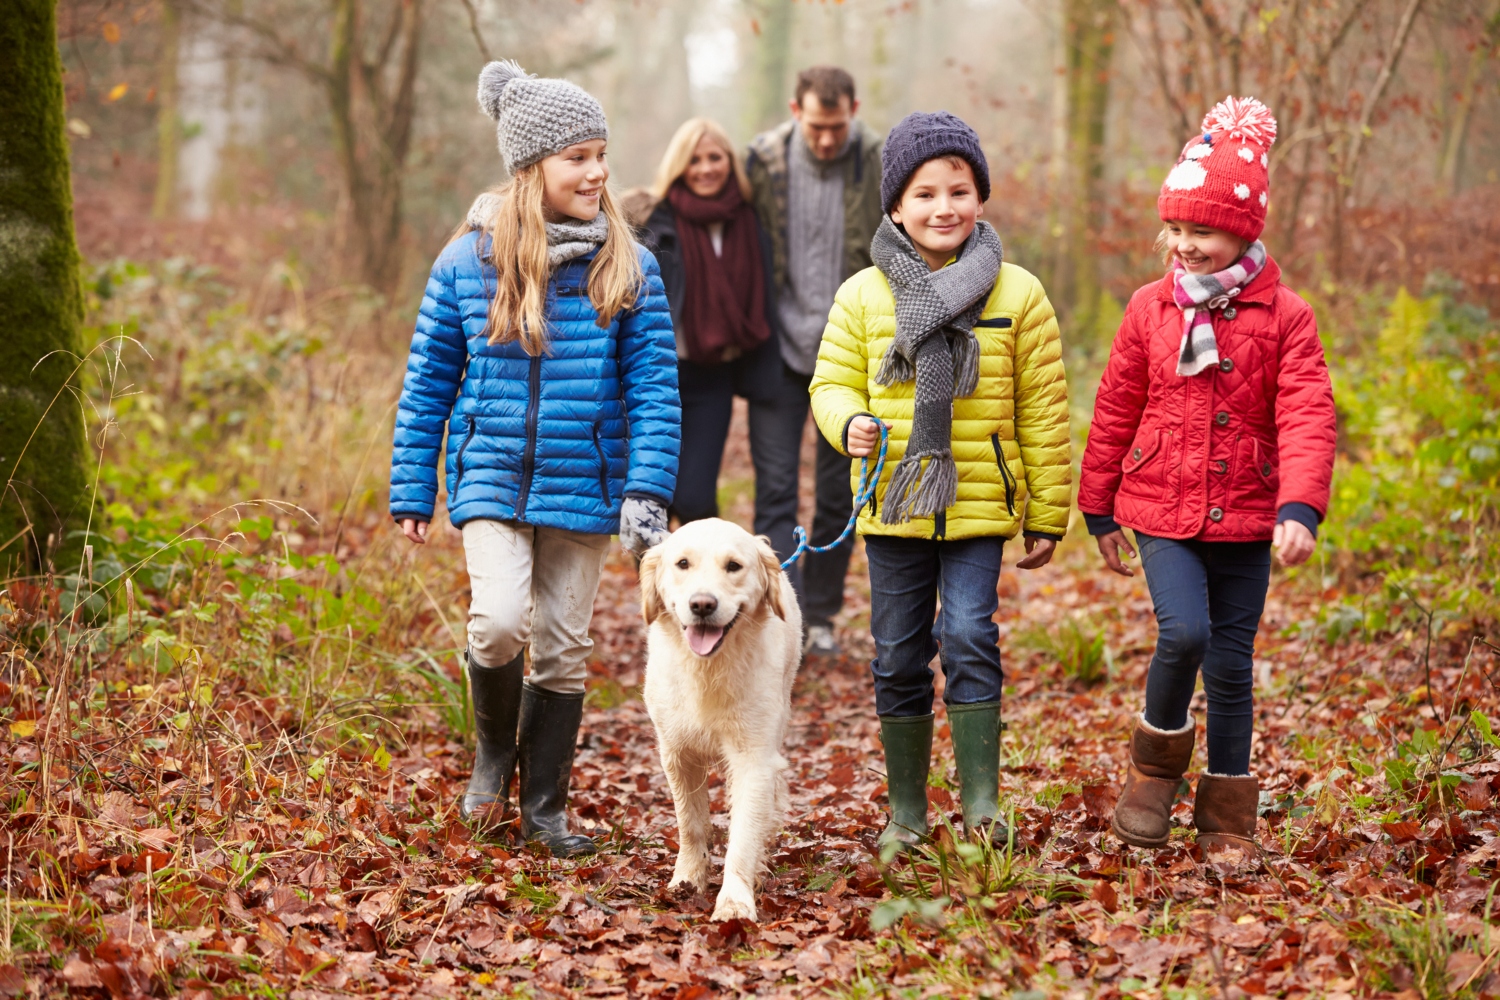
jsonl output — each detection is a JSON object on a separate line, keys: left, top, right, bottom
{"left": 4, "top": 440, "right": 1500, "bottom": 997}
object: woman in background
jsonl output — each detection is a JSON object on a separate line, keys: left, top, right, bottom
{"left": 638, "top": 119, "right": 785, "bottom": 533}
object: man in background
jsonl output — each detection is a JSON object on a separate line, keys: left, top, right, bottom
{"left": 746, "top": 66, "right": 884, "bottom": 656}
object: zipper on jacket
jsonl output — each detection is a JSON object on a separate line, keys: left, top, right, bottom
{"left": 590, "top": 422, "right": 610, "bottom": 505}
{"left": 515, "top": 354, "right": 543, "bottom": 519}
{"left": 991, "top": 433, "right": 1017, "bottom": 516}
{"left": 454, "top": 416, "right": 477, "bottom": 489}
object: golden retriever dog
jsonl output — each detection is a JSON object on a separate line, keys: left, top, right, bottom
{"left": 639, "top": 518, "right": 802, "bottom": 921}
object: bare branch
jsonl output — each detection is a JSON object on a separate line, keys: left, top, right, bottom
{"left": 459, "top": 0, "right": 493, "bottom": 63}
{"left": 1344, "top": 0, "right": 1427, "bottom": 201}
{"left": 179, "top": 0, "right": 333, "bottom": 85}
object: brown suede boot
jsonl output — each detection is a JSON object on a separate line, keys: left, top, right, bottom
{"left": 1194, "top": 774, "right": 1260, "bottom": 856}
{"left": 1110, "top": 716, "right": 1195, "bottom": 848}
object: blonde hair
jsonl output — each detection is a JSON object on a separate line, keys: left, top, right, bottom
{"left": 476, "top": 164, "right": 642, "bottom": 356}
{"left": 650, "top": 118, "right": 751, "bottom": 201}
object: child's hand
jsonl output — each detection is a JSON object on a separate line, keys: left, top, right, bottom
{"left": 1096, "top": 530, "right": 1136, "bottom": 576}
{"left": 400, "top": 519, "right": 429, "bottom": 545}
{"left": 1273, "top": 520, "right": 1316, "bottom": 566}
{"left": 846, "top": 416, "right": 885, "bottom": 457}
{"left": 1015, "top": 536, "right": 1056, "bottom": 570}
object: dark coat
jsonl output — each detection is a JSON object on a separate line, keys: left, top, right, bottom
{"left": 637, "top": 199, "right": 787, "bottom": 401}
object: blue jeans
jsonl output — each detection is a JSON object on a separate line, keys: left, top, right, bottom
{"left": 1136, "top": 532, "right": 1272, "bottom": 776}
{"left": 864, "top": 535, "right": 1005, "bottom": 718}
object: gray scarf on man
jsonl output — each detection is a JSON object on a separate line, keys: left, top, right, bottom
{"left": 465, "top": 191, "right": 609, "bottom": 266}
{"left": 870, "top": 216, "right": 1003, "bottom": 524}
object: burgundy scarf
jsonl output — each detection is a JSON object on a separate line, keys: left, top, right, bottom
{"left": 666, "top": 179, "right": 771, "bottom": 364}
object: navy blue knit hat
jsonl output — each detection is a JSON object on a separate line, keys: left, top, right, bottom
{"left": 880, "top": 111, "right": 991, "bottom": 214}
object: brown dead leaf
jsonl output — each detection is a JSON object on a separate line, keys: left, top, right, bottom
{"left": 1448, "top": 952, "right": 1486, "bottom": 990}
{"left": 61, "top": 957, "right": 102, "bottom": 989}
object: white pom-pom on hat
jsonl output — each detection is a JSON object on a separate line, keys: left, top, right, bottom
{"left": 477, "top": 59, "right": 531, "bottom": 120}
{"left": 1202, "top": 95, "right": 1277, "bottom": 148}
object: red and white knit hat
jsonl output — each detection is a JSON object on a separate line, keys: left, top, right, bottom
{"left": 1158, "top": 96, "right": 1278, "bottom": 242}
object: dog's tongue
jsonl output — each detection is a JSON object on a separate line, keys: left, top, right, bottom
{"left": 686, "top": 624, "right": 724, "bottom": 656}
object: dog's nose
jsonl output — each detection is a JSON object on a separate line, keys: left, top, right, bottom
{"left": 689, "top": 593, "right": 718, "bottom": 618}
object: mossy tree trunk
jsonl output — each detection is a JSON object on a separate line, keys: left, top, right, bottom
{"left": 0, "top": 0, "right": 90, "bottom": 573}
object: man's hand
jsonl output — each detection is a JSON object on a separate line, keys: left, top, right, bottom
{"left": 846, "top": 416, "right": 884, "bottom": 458}
{"left": 1096, "top": 530, "right": 1136, "bottom": 576}
{"left": 1015, "top": 536, "right": 1056, "bottom": 570}
{"left": 400, "top": 519, "right": 429, "bottom": 545}
{"left": 1273, "top": 520, "right": 1316, "bottom": 566}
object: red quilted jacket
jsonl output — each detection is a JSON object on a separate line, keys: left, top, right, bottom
{"left": 1079, "top": 257, "right": 1336, "bottom": 542}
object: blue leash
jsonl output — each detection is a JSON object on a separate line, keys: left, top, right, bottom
{"left": 779, "top": 422, "right": 890, "bottom": 571}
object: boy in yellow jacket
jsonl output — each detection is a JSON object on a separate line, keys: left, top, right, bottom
{"left": 810, "top": 112, "right": 1071, "bottom": 848}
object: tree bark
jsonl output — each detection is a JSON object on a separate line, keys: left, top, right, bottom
{"left": 0, "top": 0, "right": 89, "bottom": 571}
{"left": 1056, "top": 0, "right": 1117, "bottom": 346}
{"left": 153, "top": 0, "right": 182, "bottom": 219}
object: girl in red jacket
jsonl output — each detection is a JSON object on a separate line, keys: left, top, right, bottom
{"left": 1078, "top": 97, "right": 1336, "bottom": 858}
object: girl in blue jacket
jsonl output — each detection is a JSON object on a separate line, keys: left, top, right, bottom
{"left": 389, "top": 61, "right": 680, "bottom": 857}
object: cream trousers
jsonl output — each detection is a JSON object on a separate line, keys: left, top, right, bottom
{"left": 461, "top": 519, "right": 609, "bottom": 694}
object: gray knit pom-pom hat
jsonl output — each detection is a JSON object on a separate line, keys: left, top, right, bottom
{"left": 477, "top": 59, "right": 609, "bottom": 173}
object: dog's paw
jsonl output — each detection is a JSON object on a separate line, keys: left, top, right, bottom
{"left": 668, "top": 866, "right": 708, "bottom": 895}
{"left": 710, "top": 883, "right": 757, "bottom": 923}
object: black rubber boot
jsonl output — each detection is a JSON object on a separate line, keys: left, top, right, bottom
{"left": 949, "top": 701, "right": 1010, "bottom": 847}
{"left": 460, "top": 652, "right": 523, "bottom": 822}
{"left": 517, "top": 683, "right": 596, "bottom": 858}
{"left": 878, "top": 714, "right": 933, "bottom": 851}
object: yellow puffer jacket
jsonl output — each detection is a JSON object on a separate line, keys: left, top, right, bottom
{"left": 810, "top": 261, "right": 1072, "bottom": 540}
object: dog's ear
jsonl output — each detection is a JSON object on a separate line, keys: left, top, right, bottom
{"left": 639, "top": 545, "right": 665, "bottom": 623}
{"left": 755, "top": 535, "right": 787, "bottom": 621}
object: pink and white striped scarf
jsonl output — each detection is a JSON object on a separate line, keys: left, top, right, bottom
{"left": 1171, "top": 240, "right": 1266, "bottom": 376}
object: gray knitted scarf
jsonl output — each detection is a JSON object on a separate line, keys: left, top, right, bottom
{"left": 870, "top": 216, "right": 1003, "bottom": 524}
{"left": 544, "top": 215, "right": 609, "bottom": 266}
{"left": 465, "top": 191, "right": 609, "bottom": 266}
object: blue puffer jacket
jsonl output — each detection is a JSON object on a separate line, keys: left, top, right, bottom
{"left": 389, "top": 230, "right": 680, "bottom": 534}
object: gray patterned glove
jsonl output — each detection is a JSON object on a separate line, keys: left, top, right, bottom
{"left": 619, "top": 496, "right": 669, "bottom": 555}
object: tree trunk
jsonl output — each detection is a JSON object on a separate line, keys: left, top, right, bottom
{"left": 1056, "top": 0, "right": 1117, "bottom": 347}
{"left": 153, "top": 0, "right": 182, "bottom": 219}
{"left": 1437, "top": 2, "right": 1500, "bottom": 197}
{"left": 0, "top": 0, "right": 89, "bottom": 572}
{"left": 325, "top": 0, "right": 422, "bottom": 294}
{"left": 747, "top": 0, "right": 793, "bottom": 133}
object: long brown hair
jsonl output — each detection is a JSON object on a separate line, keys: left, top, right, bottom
{"left": 476, "top": 164, "right": 643, "bottom": 356}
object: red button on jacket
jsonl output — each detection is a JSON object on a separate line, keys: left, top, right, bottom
{"left": 1079, "top": 256, "right": 1336, "bottom": 542}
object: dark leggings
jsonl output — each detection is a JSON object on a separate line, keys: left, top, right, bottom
{"left": 1136, "top": 532, "right": 1272, "bottom": 776}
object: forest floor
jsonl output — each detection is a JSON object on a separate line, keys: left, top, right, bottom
{"left": 4, "top": 404, "right": 1500, "bottom": 1000}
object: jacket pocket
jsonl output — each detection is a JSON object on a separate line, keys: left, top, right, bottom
{"left": 990, "top": 433, "right": 1017, "bottom": 516}
{"left": 1120, "top": 428, "right": 1168, "bottom": 495}
{"left": 453, "top": 416, "right": 477, "bottom": 489}
{"left": 591, "top": 421, "right": 611, "bottom": 505}
{"left": 1122, "top": 428, "right": 1165, "bottom": 475}
{"left": 1231, "top": 435, "right": 1278, "bottom": 511}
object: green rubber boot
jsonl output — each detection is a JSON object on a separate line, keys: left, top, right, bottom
{"left": 878, "top": 714, "right": 934, "bottom": 850}
{"left": 949, "top": 701, "right": 1010, "bottom": 846}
